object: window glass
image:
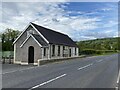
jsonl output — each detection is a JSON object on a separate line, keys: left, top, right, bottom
{"left": 75, "top": 48, "right": 76, "bottom": 55}
{"left": 52, "top": 45, "right": 55, "bottom": 56}
{"left": 58, "top": 46, "right": 60, "bottom": 56}
{"left": 44, "top": 48, "right": 46, "bottom": 56}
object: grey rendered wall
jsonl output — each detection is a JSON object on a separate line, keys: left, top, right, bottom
{"left": 21, "top": 37, "right": 42, "bottom": 63}
{"left": 14, "top": 25, "right": 39, "bottom": 63}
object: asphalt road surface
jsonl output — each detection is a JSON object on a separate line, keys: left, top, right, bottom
{"left": 2, "top": 54, "right": 119, "bottom": 89}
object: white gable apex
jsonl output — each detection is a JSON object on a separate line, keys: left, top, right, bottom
{"left": 13, "top": 22, "right": 49, "bottom": 44}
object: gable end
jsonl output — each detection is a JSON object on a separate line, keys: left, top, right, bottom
{"left": 13, "top": 22, "right": 49, "bottom": 44}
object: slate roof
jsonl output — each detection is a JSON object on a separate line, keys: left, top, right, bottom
{"left": 32, "top": 34, "right": 48, "bottom": 47}
{"left": 31, "top": 23, "right": 78, "bottom": 47}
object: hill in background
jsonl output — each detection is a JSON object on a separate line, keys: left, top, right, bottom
{"left": 77, "top": 37, "right": 120, "bottom": 55}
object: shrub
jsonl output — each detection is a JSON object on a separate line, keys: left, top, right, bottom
{"left": 80, "top": 49, "right": 117, "bottom": 55}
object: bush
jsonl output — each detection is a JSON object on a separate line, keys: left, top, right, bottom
{"left": 80, "top": 49, "right": 96, "bottom": 55}
{"left": 80, "top": 49, "right": 117, "bottom": 55}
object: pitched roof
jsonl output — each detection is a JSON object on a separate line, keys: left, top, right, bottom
{"left": 32, "top": 34, "right": 48, "bottom": 47}
{"left": 31, "top": 23, "right": 78, "bottom": 47}
{"left": 20, "top": 34, "right": 48, "bottom": 47}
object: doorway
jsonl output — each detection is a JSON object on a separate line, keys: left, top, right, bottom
{"left": 69, "top": 49, "right": 71, "bottom": 57}
{"left": 28, "top": 46, "right": 34, "bottom": 63}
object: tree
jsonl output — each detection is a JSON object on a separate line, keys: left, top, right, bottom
{"left": 0, "top": 28, "right": 21, "bottom": 51}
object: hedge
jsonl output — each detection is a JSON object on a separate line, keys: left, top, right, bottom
{"left": 79, "top": 49, "right": 117, "bottom": 55}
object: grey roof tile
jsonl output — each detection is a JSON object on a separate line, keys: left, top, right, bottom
{"left": 32, "top": 34, "right": 48, "bottom": 47}
{"left": 31, "top": 23, "right": 77, "bottom": 47}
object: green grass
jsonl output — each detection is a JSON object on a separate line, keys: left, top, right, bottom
{"left": 1, "top": 51, "right": 14, "bottom": 57}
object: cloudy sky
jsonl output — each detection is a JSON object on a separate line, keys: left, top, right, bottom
{"left": 1, "top": 1, "right": 118, "bottom": 41}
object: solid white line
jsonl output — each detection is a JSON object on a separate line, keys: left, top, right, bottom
{"left": 2, "top": 66, "right": 36, "bottom": 75}
{"left": 117, "top": 70, "right": 120, "bottom": 84}
{"left": 115, "top": 70, "right": 120, "bottom": 90}
{"left": 2, "top": 70, "right": 18, "bottom": 75}
{"left": 96, "top": 59, "right": 103, "bottom": 63}
{"left": 78, "top": 63, "right": 93, "bottom": 70}
{"left": 2, "top": 65, "right": 49, "bottom": 75}
{"left": 29, "top": 74, "right": 67, "bottom": 90}
{"left": 87, "top": 56, "right": 96, "bottom": 58}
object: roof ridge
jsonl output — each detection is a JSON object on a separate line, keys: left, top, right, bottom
{"left": 31, "top": 34, "right": 48, "bottom": 47}
{"left": 30, "top": 22, "right": 77, "bottom": 47}
{"left": 31, "top": 22, "right": 68, "bottom": 36}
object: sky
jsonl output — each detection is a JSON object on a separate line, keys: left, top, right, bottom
{"left": 1, "top": 1, "right": 118, "bottom": 41}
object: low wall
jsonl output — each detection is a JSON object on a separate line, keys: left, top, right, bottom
{"left": 38, "top": 56, "right": 85, "bottom": 66}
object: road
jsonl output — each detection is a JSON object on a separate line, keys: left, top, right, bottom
{"left": 2, "top": 54, "right": 119, "bottom": 89}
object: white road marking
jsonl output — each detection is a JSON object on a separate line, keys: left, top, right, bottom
{"left": 2, "top": 66, "right": 37, "bottom": 75}
{"left": 78, "top": 63, "right": 93, "bottom": 70}
{"left": 2, "top": 70, "right": 18, "bottom": 75}
{"left": 117, "top": 70, "right": 120, "bottom": 84}
{"left": 29, "top": 74, "right": 67, "bottom": 90}
{"left": 2, "top": 65, "right": 48, "bottom": 75}
{"left": 96, "top": 59, "right": 103, "bottom": 63}
{"left": 115, "top": 70, "right": 120, "bottom": 90}
{"left": 2, "top": 67, "right": 35, "bottom": 74}
{"left": 87, "top": 56, "right": 97, "bottom": 58}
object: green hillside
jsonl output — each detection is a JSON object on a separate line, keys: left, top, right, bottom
{"left": 77, "top": 37, "right": 120, "bottom": 55}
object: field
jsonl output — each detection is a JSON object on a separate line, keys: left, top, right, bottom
{"left": 0, "top": 51, "right": 14, "bottom": 57}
